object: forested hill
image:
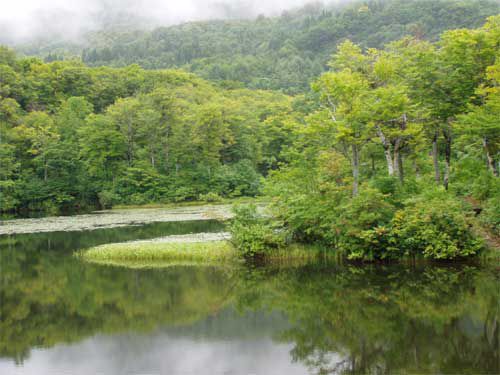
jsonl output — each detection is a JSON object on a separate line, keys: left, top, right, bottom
{"left": 27, "top": 0, "right": 500, "bottom": 94}
{"left": 0, "top": 43, "right": 300, "bottom": 213}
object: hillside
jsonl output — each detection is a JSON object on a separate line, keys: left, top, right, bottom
{"left": 19, "top": 0, "right": 500, "bottom": 93}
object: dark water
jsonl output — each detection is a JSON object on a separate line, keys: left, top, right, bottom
{"left": 0, "top": 221, "right": 498, "bottom": 374}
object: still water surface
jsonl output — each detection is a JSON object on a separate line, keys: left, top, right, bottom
{"left": 0, "top": 218, "right": 498, "bottom": 374}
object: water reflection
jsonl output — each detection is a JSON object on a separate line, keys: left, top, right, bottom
{"left": 0, "top": 230, "right": 498, "bottom": 374}
{"left": 246, "top": 265, "right": 499, "bottom": 374}
{"left": 0, "top": 219, "right": 225, "bottom": 253}
{"left": 0, "top": 330, "right": 309, "bottom": 375}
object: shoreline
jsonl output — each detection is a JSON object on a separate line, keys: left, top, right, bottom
{"left": 0, "top": 204, "right": 234, "bottom": 235}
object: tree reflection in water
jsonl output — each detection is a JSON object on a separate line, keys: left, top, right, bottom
{"left": 0, "top": 238, "right": 498, "bottom": 373}
{"left": 235, "top": 264, "right": 498, "bottom": 374}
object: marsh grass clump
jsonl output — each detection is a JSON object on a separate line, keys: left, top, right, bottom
{"left": 78, "top": 259, "right": 234, "bottom": 269}
{"left": 77, "top": 224, "right": 335, "bottom": 268}
{"left": 78, "top": 241, "right": 238, "bottom": 265}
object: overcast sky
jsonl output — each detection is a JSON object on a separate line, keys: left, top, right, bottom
{"left": 0, "top": 0, "right": 327, "bottom": 43}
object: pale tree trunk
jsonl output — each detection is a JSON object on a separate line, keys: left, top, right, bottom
{"left": 127, "top": 119, "right": 134, "bottom": 167}
{"left": 352, "top": 144, "right": 359, "bottom": 196}
{"left": 413, "top": 159, "right": 420, "bottom": 178}
{"left": 148, "top": 139, "right": 156, "bottom": 168}
{"left": 376, "top": 126, "right": 394, "bottom": 176}
{"left": 394, "top": 113, "right": 407, "bottom": 183}
{"left": 163, "top": 124, "right": 170, "bottom": 172}
{"left": 432, "top": 131, "right": 440, "bottom": 184}
{"left": 398, "top": 151, "right": 404, "bottom": 183}
{"left": 393, "top": 142, "right": 400, "bottom": 178}
{"left": 44, "top": 158, "right": 48, "bottom": 182}
{"left": 393, "top": 137, "right": 403, "bottom": 183}
{"left": 443, "top": 128, "right": 452, "bottom": 190}
{"left": 163, "top": 141, "right": 169, "bottom": 170}
{"left": 385, "top": 149, "right": 394, "bottom": 176}
{"left": 483, "top": 137, "right": 499, "bottom": 177}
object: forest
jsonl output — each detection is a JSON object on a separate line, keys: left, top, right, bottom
{"left": 1, "top": 0, "right": 499, "bottom": 260}
{"left": 25, "top": 0, "right": 500, "bottom": 94}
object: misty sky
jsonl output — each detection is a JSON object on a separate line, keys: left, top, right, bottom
{"left": 0, "top": 0, "right": 325, "bottom": 43}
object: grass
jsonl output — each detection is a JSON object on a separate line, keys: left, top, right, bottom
{"left": 79, "top": 259, "right": 236, "bottom": 269}
{"left": 78, "top": 240, "right": 239, "bottom": 266}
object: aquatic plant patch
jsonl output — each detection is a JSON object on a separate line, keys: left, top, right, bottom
{"left": 78, "top": 233, "right": 237, "bottom": 266}
{"left": 0, "top": 205, "right": 233, "bottom": 235}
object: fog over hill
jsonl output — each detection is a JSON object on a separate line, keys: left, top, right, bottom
{"left": 0, "top": 0, "right": 337, "bottom": 44}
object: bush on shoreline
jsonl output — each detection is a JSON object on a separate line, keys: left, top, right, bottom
{"left": 228, "top": 204, "right": 288, "bottom": 259}
{"left": 229, "top": 189, "right": 486, "bottom": 262}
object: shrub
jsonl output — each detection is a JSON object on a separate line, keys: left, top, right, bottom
{"left": 128, "top": 193, "right": 148, "bottom": 205}
{"left": 114, "top": 167, "right": 164, "bottom": 203}
{"left": 480, "top": 196, "right": 500, "bottom": 236}
{"left": 198, "top": 192, "right": 223, "bottom": 202}
{"left": 229, "top": 204, "right": 286, "bottom": 258}
{"left": 264, "top": 155, "right": 350, "bottom": 246}
{"left": 172, "top": 187, "right": 197, "bottom": 202}
{"left": 391, "top": 195, "right": 483, "bottom": 259}
{"left": 370, "top": 176, "right": 399, "bottom": 196}
{"left": 337, "top": 190, "right": 483, "bottom": 261}
{"left": 98, "top": 190, "right": 117, "bottom": 209}
{"left": 337, "top": 188, "right": 397, "bottom": 260}
{"left": 354, "top": 226, "right": 401, "bottom": 260}
{"left": 0, "top": 180, "right": 18, "bottom": 212}
{"left": 470, "top": 171, "right": 500, "bottom": 202}
{"left": 212, "top": 160, "right": 262, "bottom": 197}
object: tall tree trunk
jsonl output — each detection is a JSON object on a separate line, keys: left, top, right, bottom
{"left": 398, "top": 151, "right": 404, "bottom": 183}
{"left": 386, "top": 149, "right": 394, "bottom": 176}
{"left": 127, "top": 119, "right": 134, "bottom": 167}
{"left": 443, "top": 128, "right": 452, "bottom": 190}
{"left": 44, "top": 158, "right": 48, "bottom": 182}
{"left": 376, "top": 126, "right": 394, "bottom": 176}
{"left": 432, "top": 131, "right": 440, "bottom": 184}
{"left": 413, "top": 159, "right": 420, "bottom": 178}
{"left": 393, "top": 141, "right": 400, "bottom": 179}
{"left": 352, "top": 144, "right": 359, "bottom": 197}
{"left": 483, "top": 137, "right": 499, "bottom": 177}
{"left": 393, "top": 137, "right": 404, "bottom": 183}
{"left": 163, "top": 130, "right": 169, "bottom": 172}
{"left": 395, "top": 113, "right": 407, "bottom": 183}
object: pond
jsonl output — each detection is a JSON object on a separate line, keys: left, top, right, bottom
{"left": 0, "top": 213, "right": 498, "bottom": 374}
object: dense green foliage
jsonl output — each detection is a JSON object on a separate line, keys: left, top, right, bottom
{"left": 76, "top": 0, "right": 500, "bottom": 94}
{"left": 1, "top": 2, "right": 499, "bottom": 260}
{"left": 229, "top": 204, "right": 287, "bottom": 258}
{"left": 17, "top": 0, "right": 499, "bottom": 94}
{"left": 231, "top": 16, "right": 500, "bottom": 260}
{"left": 0, "top": 50, "right": 294, "bottom": 212}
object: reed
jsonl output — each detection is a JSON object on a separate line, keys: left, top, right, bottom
{"left": 78, "top": 241, "right": 238, "bottom": 265}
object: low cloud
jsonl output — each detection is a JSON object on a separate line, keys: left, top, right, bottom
{"left": 0, "top": 0, "right": 331, "bottom": 44}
